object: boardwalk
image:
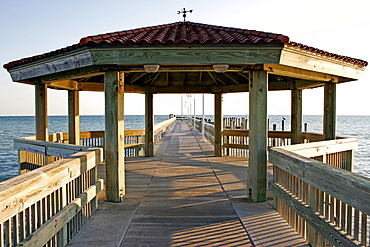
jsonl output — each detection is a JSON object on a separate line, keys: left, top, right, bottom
{"left": 68, "top": 121, "right": 308, "bottom": 247}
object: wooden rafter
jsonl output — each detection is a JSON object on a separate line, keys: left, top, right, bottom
{"left": 222, "top": 73, "right": 240, "bottom": 85}
{"left": 207, "top": 72, "right": 218, "bottom": 85}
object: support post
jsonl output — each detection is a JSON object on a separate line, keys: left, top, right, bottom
{"left": 201, "top": 94, "right": 205, "bottom": 141}
{"left": 214, "top": 93, "right": 223, "bottom": 157}
{"left": 35, "top": 83, "right": 48, "bottom": 141}
{"left": 248, "top": 70, "right": 268, "bottom": 202}
{"left": 291, "top": 89, "right": 303, "bottom": 144}
{"left": 68, "top": 90, "right": 80, "bottom": 145}
{"left": 105, "top": 71, "right": 125, "bottom": 202}
{"left": 324, "top": 82, "right": 336, "bottom": 140}
{"left": 145, "top": 92, "right": 154, "bottom": 157}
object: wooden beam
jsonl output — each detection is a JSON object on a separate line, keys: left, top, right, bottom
{"left": 148, "top": 84, "right": 249, "bottom": 94}
{"left": 280, "top": 45, "right": 366, "bottom": 80}
{"left": 91, "top": 48, "right": 282, "bottom": 66}
{"left": 264, "top": 64, "right": 340, "bottom": 82}
{"left": 104, "top": 71, "right": 125, "bottom": 202}
{"left": 248, "top": 70, "right": 268, "bottom": 202}
{"left": 68, "top": 90, "right": 80, "bottom": 145}
{"left": 76, "top": 83, "right": 146, "bottom": 93}
{"left": 48, "top": 80, "right": 77, "bottom": 90}
{"left": 8, "top": 50, "right": 93, "bottom": 82}
{"left": 324, "top": 82, "right": 336, "bottom": 140}
{"left": 145, "top": 93, "right": 154, "bottom": 157}
{"left": 78, "top": 82, "right": 104, "bottom": 92}
{"left": 268, "top": 80, "right": 324, "bottom": 91}
{"left": 291, "top": 89, "right": 303, "bottom": 144}
{"left": 35, "top": 84, "right": 48, "bottom": 141}
{"left": 214, "top": 93, "right": 223, "bottom": 157}
{"left": 221, "top": 84, "right": 248, "bottom": 93}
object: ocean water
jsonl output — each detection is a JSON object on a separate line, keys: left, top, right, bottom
{"left": 0, "top": 115, "right": 369, "bottom": 181}
{"left": 0, "top": 115, "right": 169, "bottom": 182}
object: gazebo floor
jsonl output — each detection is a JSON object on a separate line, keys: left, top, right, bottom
{"left": 67, "top": 121, "right": 308, "bottom": 247}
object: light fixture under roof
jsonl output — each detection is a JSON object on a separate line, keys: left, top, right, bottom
{"left": 144, "top": 64, "right": 160, "bottom": 73}
{"left": 213, "top": 64, "right": 229, "bottom": 73}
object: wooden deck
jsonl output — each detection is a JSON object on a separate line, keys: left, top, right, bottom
{"left": 67, "top": 121, "right": 308, "bottom": 247}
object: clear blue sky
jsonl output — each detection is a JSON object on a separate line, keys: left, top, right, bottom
{"left": 1, "top": 0, "right": 369, "bottom": 116}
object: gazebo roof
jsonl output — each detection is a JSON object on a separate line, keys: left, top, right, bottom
{"left": 3, "top": 22, "right": 367, "bottom": 93}
{"left": 3, "top": 22, "right": 367, "bottom": 70}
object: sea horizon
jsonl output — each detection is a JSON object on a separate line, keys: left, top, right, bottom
{"left": 0, "top": 115, "right": 369, "bottom": 182}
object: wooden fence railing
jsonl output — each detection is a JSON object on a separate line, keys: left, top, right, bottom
{"left": 269, "top": 138, "right": 370, "bottom": 247}
{"left": 192, "top": 118, "right": 215, "bottom": 145}
{"left": 5, "top": 117, "right": 176, "bottom": 247}
{"left": 190, "top": 118, "right": 326, "bottom": 157}
{"left": 16, "top": 118, "right": 176, "bottom": 174}
{"left": 190, "top": 117, "right": 368, "bottom": 246}
{"left": 0, "top": 144, "right": 103, "bottom": 247}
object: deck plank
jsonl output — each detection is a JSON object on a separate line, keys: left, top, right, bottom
{"left": 68, "top": 121, "right": 308, "bottom": 247}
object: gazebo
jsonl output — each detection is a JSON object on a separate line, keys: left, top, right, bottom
{"left": 3, "top": 21, "right": 367, "bottom": 203}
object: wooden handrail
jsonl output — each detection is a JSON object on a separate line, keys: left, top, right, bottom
{"left": 0, "top": 147, "right": 103, "bottom": 246}
{"left": 269, "top": 138, "right": 368, "bottom": 246}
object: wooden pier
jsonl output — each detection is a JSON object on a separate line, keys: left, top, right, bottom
{"left": 4, "top": 20, "right": 369, "bottom": 247}
{"left": 67, "top": 121, "right": 307, "bottom": 246}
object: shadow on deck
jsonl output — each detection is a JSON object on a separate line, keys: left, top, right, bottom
{"left": 67, "top": 121, "right": 308, "bottom": 247}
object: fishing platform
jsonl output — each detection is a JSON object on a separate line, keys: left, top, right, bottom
{"left": 2, "top": 21, "right": 369, "bottom": 246}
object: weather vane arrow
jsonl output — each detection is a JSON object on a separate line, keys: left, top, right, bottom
{"left": 177, "top": 8, "right": 193, "bottom": 22}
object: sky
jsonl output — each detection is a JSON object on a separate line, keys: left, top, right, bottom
{"left": 0, "top": 0, "right": 369, "bottom": 116}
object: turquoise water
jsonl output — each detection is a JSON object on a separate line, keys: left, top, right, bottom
{"left": 0, "top": 115, "right": 369, "bottom": 181}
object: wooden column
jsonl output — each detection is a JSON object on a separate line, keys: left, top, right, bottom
{"left": 105, "top": 71, "right": 125, "bottom": 202}
{"left": 214, "top": 93, "right": 223, "bottom": 157}
{"left": 324, "top": 82, "right": 336, "bottom": 140}
{"left": 35, "top": 83, "right": 48, "bottom": 141}
{"left": 248, "top": 70, "right": 268, "bottom": 202}
{"left": 145, "top": 92, "right": 154, "bottom": 157}
{"left": 68, "top": 90, "right": 80, "bottom": 145}
{"left": 291, "top": 89, "right": 303, "bottom": 144}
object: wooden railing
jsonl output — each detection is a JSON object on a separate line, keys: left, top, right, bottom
{"left": 269, "top": 138, "right": 370, "bottom": 247}
{"left": 190, "top": 118, "right": 326, "bottom": 157}
{"left": 0, "top": 143, "right": 103, "bottom": 246}
{"left": 186, "top": 118, "right": 369, "bottom": 246}
{"left": 5, "top": 117, "right": 176, "bottom": 247}
{"left": 16, "top": 118, "right": 176, "bottom": 173}
{"left": 192, "top": 118, "right": 215, "bottom": 145}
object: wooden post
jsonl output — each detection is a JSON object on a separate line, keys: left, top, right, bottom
{"left": 248, "top": 70, "right": 268, "bottom": 202}
{"left": 214, "top": 93, "right": 223, "bottom": 157}
{"left": 104, "top": 71, "right": 125, "bottom": 202}
{"left": 324, "top": 82, "right": 336, "bottom": 140}
{"left": 18, "top": 150, "right": 27, "bottom": 174}
{"left": 35, "top": 83, "right": 48, "bottom": 141}
{"left": 145, "top": 92, "right": 154, "bottom": 157}
{"left": 291, "top": 89, "right": 303, "bottom": 144}
{"left": 68, "top": 90, "right": 80, "bottom": 145}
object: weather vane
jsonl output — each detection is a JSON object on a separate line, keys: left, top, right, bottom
{"left": 177, "top": 8, "right": 193, "bottom": 22}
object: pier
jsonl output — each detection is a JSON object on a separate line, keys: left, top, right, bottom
{"left": 3, "top": 21, "right": 369, "bottom": 247}
{"left": 68, "top": 121, "right": 307, "bottom": 246}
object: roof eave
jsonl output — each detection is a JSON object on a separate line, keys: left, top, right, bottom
{"left": 280, "top": 45, "right": 366, "bottom": 81}
{"left": 7, "top": 46, "right": 284, "bottom": 82}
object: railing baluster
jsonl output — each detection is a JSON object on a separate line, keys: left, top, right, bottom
{"left": 361, "top": 213, "right": 368, "bottom": 245}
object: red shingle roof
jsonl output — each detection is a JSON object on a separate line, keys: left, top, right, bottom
{"left": 3, "top": 22, "right": 367, "bottom": 70}
{"left": 79, "top": 22, "right": 290, "bottom": 45}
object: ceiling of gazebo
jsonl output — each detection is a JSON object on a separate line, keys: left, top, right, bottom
{"left": 3, "top": 22, "right": 367, "bottom": 93}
